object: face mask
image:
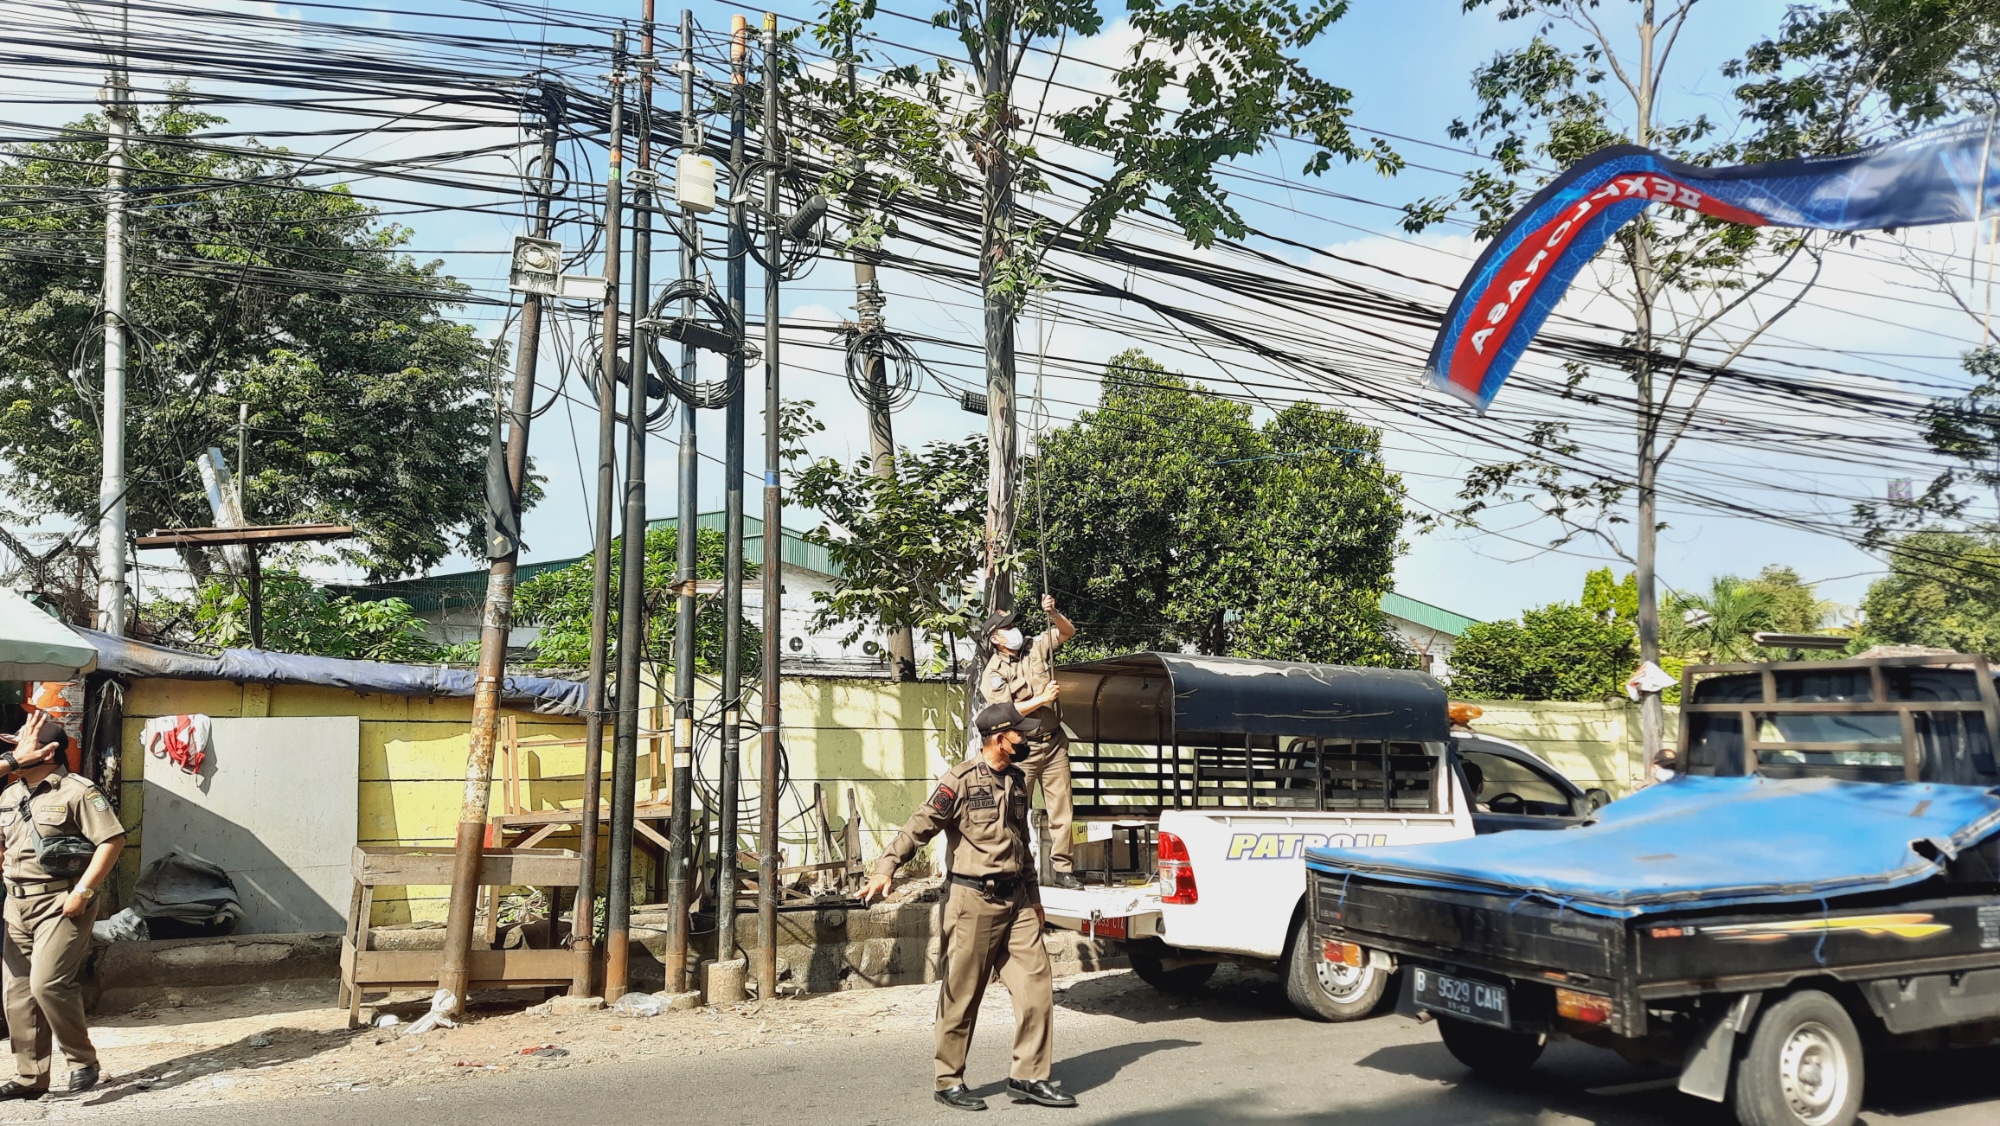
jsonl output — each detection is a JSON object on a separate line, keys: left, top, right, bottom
{"left": 995, "top": 628, "right": 1025, "bottom": 651}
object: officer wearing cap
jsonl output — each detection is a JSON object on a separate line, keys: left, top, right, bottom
{"left": 863, "top": 701, "right": 1077, "bottom": 1112}
{"left": 978, "top": 594, "right": 1078, "bottom": 889}
{"left": 0, "top": 710, "right": 124, "bottom": 1098}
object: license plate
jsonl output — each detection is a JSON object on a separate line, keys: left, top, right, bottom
{"left": 1411, "top": 967, "right": 1510, "bottom": 1027}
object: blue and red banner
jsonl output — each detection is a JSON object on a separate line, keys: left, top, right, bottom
{"left": 1428, "top": 120, "right": 2000, "bottom": 412}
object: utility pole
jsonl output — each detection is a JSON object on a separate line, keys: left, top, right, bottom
{"left": 712, "top": 12, "right": 750, "bottom": 1004}
{"left": 94, "top": 0, "right": 131, "bottom": 636}
{"left": 579, "top": 36, "right": 627, "bottom": 1002}
{"left": 977, "top": 6, "right": 1018, "bottom": 622}
{"left": 605, "top": 1, "right": 657, "bottom": 1003}
{"left": 236, "top": 403, "right": 262, "bottom": 650}
{"left": 663, "top": 6, "right": 699, "bottom": 997}
{"left": 439, "top": 84, "right": 568, "bottom": 1012}
{"left": 1631, "top": 1, "right": 1664, "bottom": 770}
{"left": 755, "top": 9, "right": 783, "bottom": 1004}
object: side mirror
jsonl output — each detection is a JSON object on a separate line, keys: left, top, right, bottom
{"left": 1583, "top": 788, "right": 1612, "bottom": 813}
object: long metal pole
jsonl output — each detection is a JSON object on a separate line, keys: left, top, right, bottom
{"left": 439, "top": 86, "right": 567, "bottom": 1012}
{"left": 95, "top": 2, "right": 130, "bottom": 635}
{"left": 712, "top": 13, "right": 749, "bottom": 1000}
{"left": 605, "top": 3, "right": 656, "bottom": 1003}
{"left": 580, "top": 34, "right": 627, "bottom": 998}
{"left": 755, "top": 10, "right": 783, "bottom": 1004}
{"left": 664, "top": 6, "right": 699, "bottom": 996}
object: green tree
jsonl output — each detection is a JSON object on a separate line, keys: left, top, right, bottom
{"left": 1450, "top": 603, "right": 1636, "bottom": 701}
{"left": 1580, "top": 567, "right": 1638, "bottom": 623}
{"left": 1860, "top": 531, "right": 2000, "bottom": 655}
{"left": 512, "top": 526, "right": 755, "bottom": 674}
{"left": 1741, "top": 565, "right": 1834, "bottom": 635}
{"left": 176, "top": 569, "right": 439, "bottom": 662}
{"left": 0, "top": 99, "right": 501, "bottom": 581}
{"left": 1034, "top": 351, "right": 1408, "bottom": 663}
{"left": 1662, "top": 576, "right": 1778, "bottom": 663}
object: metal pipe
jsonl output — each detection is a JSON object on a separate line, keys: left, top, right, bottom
{"left": 663, "top": 5, "right": 699, "bottom": 997}
{"left": 605, "top": 3, "right": 656, "bottom": 1002}
{"left": 439, "top": 83, "right": 568, "bottom": 1012}
{"left": 713, "top": 12, "right": 749, "bottom": 1000}
{"left": 756, "top": 10, "right": 782, "bottom": 1003}
{"left": 579, "top": 30, "right": 627, "bottom": 1001}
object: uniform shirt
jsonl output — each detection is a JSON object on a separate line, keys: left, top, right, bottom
{"left": 873, "top": 757, "right": 1038, "bottom": 903}
{"left": 0, "top": 770, "right": 124, "bottom": 882}
{"left": 981, "top": 632, "right": 1066, "bottom": 751}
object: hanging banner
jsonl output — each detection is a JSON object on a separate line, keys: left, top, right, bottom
{"left": 1429, "top": 120, "right": 2000, "bottom": 412}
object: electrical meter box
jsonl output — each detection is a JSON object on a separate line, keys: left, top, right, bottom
{"left": 676, "top": 153, "right": 717, "bottom": 213}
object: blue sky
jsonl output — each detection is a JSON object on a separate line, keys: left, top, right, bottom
{"left": 11, "top": 0, "right": 1981, "bottom": 629}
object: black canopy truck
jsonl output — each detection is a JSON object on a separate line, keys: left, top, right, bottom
{"left": 1306, "top": 653, "right": 2000, "bottom": 1126}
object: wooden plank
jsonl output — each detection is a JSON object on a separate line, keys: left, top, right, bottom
{"left": 352, "top": 847, "right": 581, "bottom": 887}
{"left": 349, "top": 947, "right": 578, "bottom": 988}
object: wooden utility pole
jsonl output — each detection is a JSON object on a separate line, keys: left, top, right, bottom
{"left": 437, "top": 83, "right": 570, "bottom": 1013}
{"left": 976, "top": 4, "right": 1019, "bottom": 620}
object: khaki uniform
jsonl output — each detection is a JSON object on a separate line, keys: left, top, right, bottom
{"left": 981, "top": 632, "right": 1074, "bottom": 875}
{"left": 874, "top": 757, "right": 1054, "bottom": 1091}
{"left": 0, "top": 770, "right": 123, "bottom": 1089}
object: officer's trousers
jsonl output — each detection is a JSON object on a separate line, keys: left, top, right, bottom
{"left": 934, "top": 882, "right": 1053, "bottom": 1089}
{"left": 1017, "top": 736, "right": 1074, "bottom": 875}
{"left": 3, "top": 889, "right": 97, "bottom": 1087}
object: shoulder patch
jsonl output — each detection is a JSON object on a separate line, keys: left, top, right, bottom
{"left": 987, "top": 674, "right": 1005, "bottom": 689}
{"left": 89, "top": 794, "right": 108, "bottom": 813}
{"left": 927, "top": 784, "right": 957, "bottom": 814}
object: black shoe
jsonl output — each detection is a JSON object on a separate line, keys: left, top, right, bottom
{"left": 1007, "top": 1079, "right": 1078, "bottom": 1107}
{"left": 68, "top": 1066, "right": 98, "bottom": 1094}
{"left": 935, "top": 1085, "right": 987, "bottom": 1112}
{"left": 1049, "top": 873, "right": 1082, "bottom": 890}
{"left": 0, "top": 1082, "right": 46, "bottom": 1101}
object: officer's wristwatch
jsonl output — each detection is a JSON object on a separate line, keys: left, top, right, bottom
{"left": 76, "top": 887, "right": 96, "bottom": 901}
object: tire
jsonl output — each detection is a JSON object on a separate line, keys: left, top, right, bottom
{"left": 1129, "top": 943, "right": 1215, "bottom": 994}
{"left": 1284, "top": 914, "right": 1389, "bottom": 1021}
{"left": 1438, "top": 1015, "right": 1547, "bottom": 1077}
{"left": 1731, "top": 990, "right": 1864, "bottom": 1126}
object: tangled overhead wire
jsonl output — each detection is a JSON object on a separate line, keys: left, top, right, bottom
{"left": 842, "top": 323, "right": 924, "bottom": 413}
{"left": 644, "top": 276, "right": 745, "bottom": 409}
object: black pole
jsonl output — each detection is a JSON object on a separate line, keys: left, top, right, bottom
{"left": 755, "top": 11, "right": 783, "bottom": 1003}
{"left": 713, "top": 13, "right": 750, "bottom": 1001}
{"left": 582, "top": 33, "right": 627, "bottom": 998}
{"left": 606, "top": 5, "right": 655, "bottom": 1002}
{"left": 664, "top": 4, "right": 699, "bottom": 998}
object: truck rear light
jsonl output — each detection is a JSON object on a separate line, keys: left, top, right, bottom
{"left": 1322, "top": 940, "right": 1364, "bottom": 968}
{"left": 1555, "top": 988, "right": 1613, "bottom": 1025}
{"left": 1156, "top": 831, "right": 1197, "bottom": 904}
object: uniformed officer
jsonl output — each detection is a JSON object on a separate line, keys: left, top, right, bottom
{"left": 0, "top": 711, "right": 124, "bottom": 1098}
{"left": 863, "top": 701, "right": 1078, "bottom": 1112}
{"left": 979, "top": 593, "right": 1079, "bottom": 889}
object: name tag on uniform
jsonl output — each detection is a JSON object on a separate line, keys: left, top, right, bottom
{"left": 32, "top": 806, "right": 65, "bottom": 825}
{"left": 966, "top": 787, "right": 997, "bottom": 810}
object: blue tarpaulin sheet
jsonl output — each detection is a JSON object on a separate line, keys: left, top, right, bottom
{"left": 77, "top": 628, "right": 587, "bottom": 716}
{"left": 1305, "top": 775, "right": 2000, "bottom": 917}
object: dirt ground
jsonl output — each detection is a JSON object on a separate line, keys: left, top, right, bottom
{"left": 0, "top": 966, "right": 1188, "bottom": 1119}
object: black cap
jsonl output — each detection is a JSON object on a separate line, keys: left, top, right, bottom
{"left": 978, "top": 608, "right": 1021, "bottom": 636}
{"left": 974, "top": 701, "right": 1052, "bottom": 739}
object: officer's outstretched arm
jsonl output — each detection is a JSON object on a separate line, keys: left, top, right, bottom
{"left": 861, "top": 778, "right": 960, "bottom": 904}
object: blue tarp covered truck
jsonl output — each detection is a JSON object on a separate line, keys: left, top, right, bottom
{"left": 1306, "top": 653, "right": 2000, "bottom": 1126}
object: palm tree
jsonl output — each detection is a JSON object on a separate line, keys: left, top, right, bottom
{"left": 1663, "top": 577, "right": 1778, "bottom": 663}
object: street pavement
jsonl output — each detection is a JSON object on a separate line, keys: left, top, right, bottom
{"left": 50, "top": 967, "right": 2000, "bottom": 1125}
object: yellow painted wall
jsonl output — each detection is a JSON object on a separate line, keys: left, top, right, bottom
{"left": 1460, "top": 698, "right": 1680, "bottom": 797}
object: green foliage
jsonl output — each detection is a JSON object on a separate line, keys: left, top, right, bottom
{"left": 1034, "top": 350, "right": 1409, "bottom": 663}
{"left": 1580, "top": 567, "right": 1638, "bottom": 623}
{"left": 0, "top": 99, "right": 504, "bottom": 581}
{"left": 1661, "top": 576, "right": 1778, "bottom": 664}
{"left": 1450, "top": 602, "right": 1636, "bottom": 701}
{"left": 1741, "top": 565, "right": 1834, "bottom": 635}
{"left": 1857, "top": 347, "right": 2000, "bottom": 542}
{"left": 512, "top": 526, "right": 755, "bottom": 673}
{"left": 1860, "top": 531, "right": 2000, "bottom": 656}
{"left": 180, "top": 569, "right": 439, "bottom": 661}
{"left": 790, "top": 433, "right": 989, "bottom": 672}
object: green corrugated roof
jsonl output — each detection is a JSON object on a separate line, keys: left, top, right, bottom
{"left": 337, "top": 511, "right": 836, "bottom": 612}
{"left": 1380, "top": 591, "right": 1478, "bottom": 637}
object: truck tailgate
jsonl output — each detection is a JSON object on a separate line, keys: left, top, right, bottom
{"left": 1042, "top": 884, "right": 1162, "bottom": 941}
{"left": 1312, "top": 869, "right": 1625, "bottom": 983}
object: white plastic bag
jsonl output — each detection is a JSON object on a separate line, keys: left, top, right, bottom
{"left": 91, "top": 907, "right": 148, "bottom": 943}
{"left": 611, "top": 992, "right": 664, "bottom": 1017}
{"left": 400, "top": 988, "right": 458, "bottom": 1035}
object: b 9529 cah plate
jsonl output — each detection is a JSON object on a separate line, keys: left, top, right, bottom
{"left": 1411, "top": 967, "right": 1510, "bottom": 1027}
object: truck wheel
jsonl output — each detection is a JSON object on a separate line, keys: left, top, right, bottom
{"left": 1129, "top": 944, "right": 1215, "bottom": 994}
{"left": 1438, "top": 1016, "right": 1547, "bottom": 1077}
{"left": 1731, "top": 990, "right": 1863, "bottom": 1126}
{"left": 1284, "top": 915, "right": 1388, "bottom": 1021}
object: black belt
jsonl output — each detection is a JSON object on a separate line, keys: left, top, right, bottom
{"left": 948, "top": 872, "right": 1025, "bottom": 898}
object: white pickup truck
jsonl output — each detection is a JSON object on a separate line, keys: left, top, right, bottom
{"left": 1037, "top": 654, "right": 1606, "bottom": 1021}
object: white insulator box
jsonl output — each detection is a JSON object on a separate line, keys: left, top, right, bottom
{"left": 676, "top": 153, "right": 717, "bottom": 213}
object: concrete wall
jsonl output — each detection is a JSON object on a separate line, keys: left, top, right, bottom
{"left": 1458, "top": 698, "right": 1680, "bottom": 797}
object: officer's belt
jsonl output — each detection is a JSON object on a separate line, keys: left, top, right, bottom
{"left": 5, "top": 878, "right": 72, "bottom": 898}
{"left": 948, "top": 872, "right": 1026, "bottom": 898}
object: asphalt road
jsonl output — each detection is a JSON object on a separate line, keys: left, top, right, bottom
{"left": 47, "top": 968, "right": 2000, "bottom": 1126}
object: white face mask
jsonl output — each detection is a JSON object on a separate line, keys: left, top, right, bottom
{"left": 995, "top": 627, "right": 1025, "bottom": 651}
